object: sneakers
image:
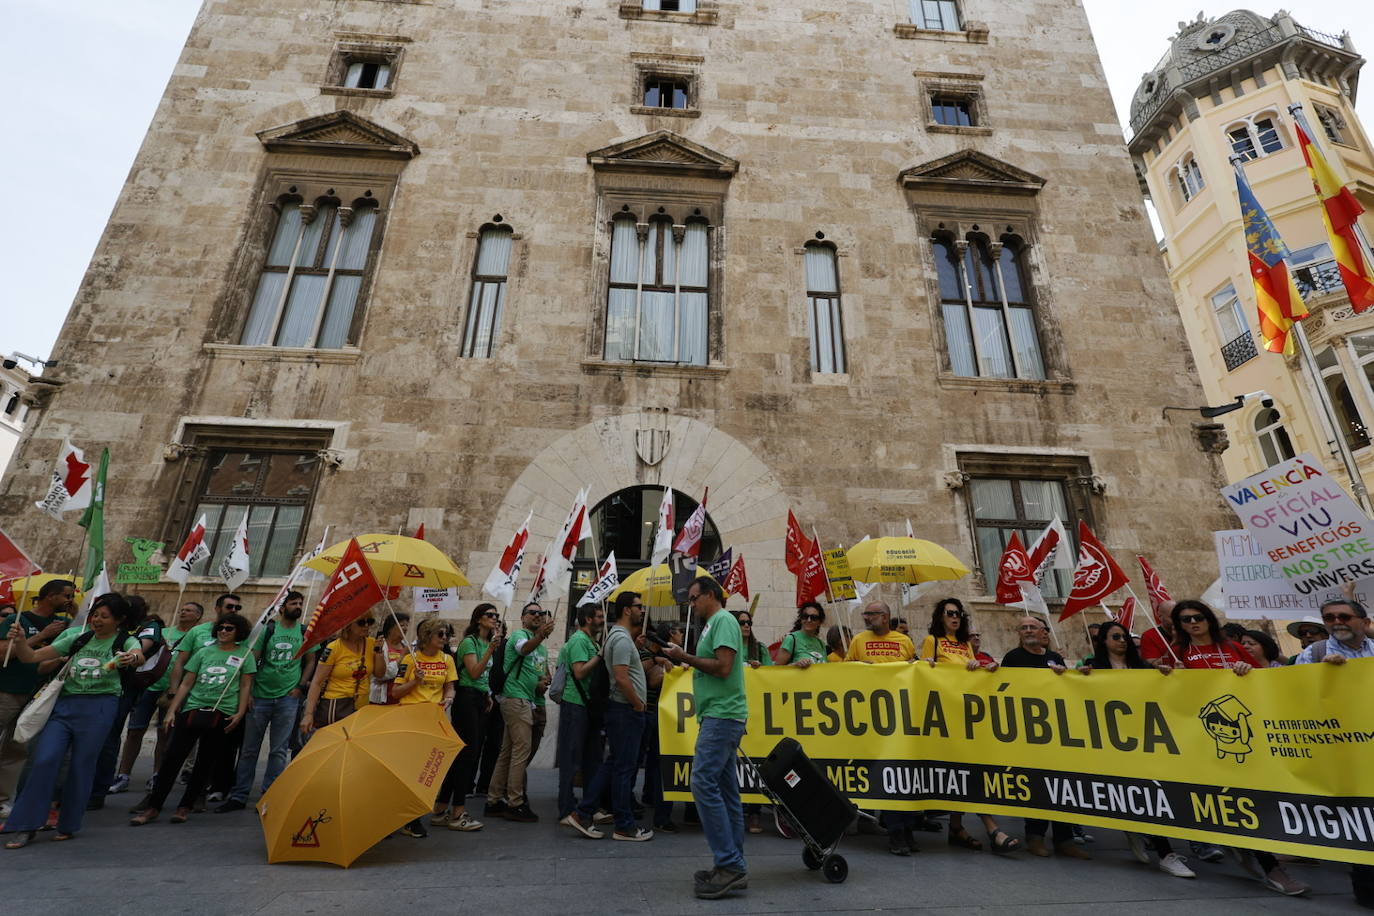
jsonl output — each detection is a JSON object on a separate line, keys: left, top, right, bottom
{"left": 561, "top": 813, "right": 603, "bottom": 838}
{"left": 448, "top": 812, "right": 484, "bottom": 832}
{"left": 695, "top": 867, "right": 748, "bottom": 899}
{"left": 145, "top": 775, "right": 157, "bottom": 792}
{"left": 1159, "top": 853, "right": 1196, "bottom": 878}
{"left": 1125, "top": 832, "right": 1150, "bottom": 865}
{"left": 592, "top": 809, "right": 615, "bottom": 824}
{"left": 888, "top": 834, "right": 911, "bottom": 856}
{"left": 399, "top": 820, "right": 428, "bottom": 838}
{"left": 108, "top": 774, "right": 130, "bottom": 795}
{"left": 206, "top": 792, "right": 225, "bottom": 804}
{"left": 505, "top": 803, "right": 538, "bottom": 823}
{"left": 1230, "top": 847, "right": 1266, "bottom": 879}
{"left": 1263, "top": 866, "right": 1310, "bottom": 896}
{"left": 214, "top": 799, "right": 247, "bottom": 813}
{"left": 1192, "top": 841, "right": 1226, "bottom": 863}
{"left": 429, "top": 810, "right": 451, "bottom": 827}
{"left": 484, "top": 800, "right": 508, "bottom": 819}
{"left": 655, "top": 820, "right": 679, "bottom": 834}
{"left": 613, "top": 826, "right": 654, "bottom": 842}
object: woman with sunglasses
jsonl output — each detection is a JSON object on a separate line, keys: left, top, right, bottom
{"left": 732, "top": 610, "right": 772, "bottom": 668}
{"left": 391, "top": 617, "right": 459, "bottom": 839}
{"left": 299, "top": 615, "right": 384, "bottom": 735}
{"left": 916, "top": 598, "right": 1017, "bottom": 854}
{"left": 433, "top": 603, "right": 503, "bottom": 830}
{"left": 370, "top": 613, "right": 412, "bottom": 706}
{"left": 131, "top": 613, "right": 255, "bottom": 826}
{"left": 1167, "top": 601, "right": 1257, "bottom": 674}
{"left": 4, "top": 593, "right": 142, "bottom": 847}
{"left": 1079, "top": 621, "right": 1192, "bottom": 878}
{"left": 775, "top": 602, "right": 828, "bottom": 667}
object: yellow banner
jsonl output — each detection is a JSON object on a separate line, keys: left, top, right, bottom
{"left": 821, "top": 548, "right": 856, "bottom": 601}
{"left": 658, "top": 661, "right": 1374, "bottom": 864}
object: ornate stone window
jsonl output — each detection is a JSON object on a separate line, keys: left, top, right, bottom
{"left": 214, "top": 111, "right": 418, "bottom": 352}
{"left": 1172, "top": 153, "right": 1205, "bottom": 206}
{"left": 803, "top": 241, "right": 846, "bottom": 374}
{"left": 954, "top": 452, "right": 1099, "bottom": 598}
{"left": 1314, "top": 104, "right": 1350, "bottom": 146}
{"left": 461, "top": 221, "right": 516, "bottom": 358}
{"left": 322, "top": 40, "right": 404, "bottom": 98}
{"left": 1315, "top": 345, "right": 1370, "bottom": 451}
{"left": 896, "top": 0, "right": 987, "bottom": 42}
{"left": 619, "top": 0, "right": 717, "bottom": 25}
{"left": 630, "top": 54, "right": 702, "bottom": 119}
{"left": 1225, "top": 112, "right": 1284, "bottom": 161}
{"left": 585, "top": 132, "right": 737, "bottom": 370}
{"left": 1209, "top": 283, "right": 1255, "bottom": 371}
{"left": 917, "top": 72, "right": 989, "bottom": 134}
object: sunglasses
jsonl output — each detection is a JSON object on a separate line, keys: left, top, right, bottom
{"left": 1178, "top": 614, "right": 1207, "bottom": 624}
{"left": 483, "top": 612, "right": 500, "bottom": 619}
{"left": 356, "top": 618, "right": 375, "bottom": 627}
{"left": 1298, "top": 627, "right": 1324, "bottom": 637}
{"left": 528, "top": 610, "right": 550, "bottom": 618}
{"left": 630, "top": 603, "right": 644, "bottom": 609}
{"left": 1107, "top": 632, "right": 1127, "bottom": 641}
{"left": 1323, "top": 613, "right": 1358, "bottom": 623}
{"left": 943, "top": 609, "right": 964, "bottom": 617}
{"left": 801, "top": 614, "right": 823, "bottom": 621}
{"left": 214, "top": 624, "right": 238, "bottom": 633}
{"left": 738, "top": 619, "right": 753, "bottom": 626}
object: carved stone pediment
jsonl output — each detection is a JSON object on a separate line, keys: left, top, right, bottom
{"left": 256, "top": 110, "right": 419, "bottom": 160}
{"left": 587, "top": 130, "right": 737, "bottom": 179}
{"left": 899, "top": 149, "right": 1045, "bottom": 195}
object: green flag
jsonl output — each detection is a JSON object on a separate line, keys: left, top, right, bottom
{"left": 77, "top": 448, "right": 108, "bottom": 587}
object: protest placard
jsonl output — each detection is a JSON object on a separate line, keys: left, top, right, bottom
{"left": 413, "top": 586, "right": 459, "bottom": 616}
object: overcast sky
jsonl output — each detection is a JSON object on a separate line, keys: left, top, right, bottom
{"left": 3, "top": 1, "right": 1371, "bottom": 363}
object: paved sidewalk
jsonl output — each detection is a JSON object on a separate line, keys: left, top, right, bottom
{"left": 2, "top": 767, "right": 1363, "bottom": 915}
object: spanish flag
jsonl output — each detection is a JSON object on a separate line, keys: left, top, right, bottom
{"left": 1233, "top": 163, "right": 1309, "bottom": 355}
{"left": 1294, "top": 122, "right": 1374, "bottom": 312}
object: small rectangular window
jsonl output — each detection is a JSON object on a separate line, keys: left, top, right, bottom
{"left": 644, "top": 78, "right": 689, "bottom": 110}
{"left": 344, "top": 60, "right": 391, "bottom": 90}
{"left": 189, "top": 449, "right": 320, "bottom": 579}
{"left": 913, "top": 0, "right": 961, "bottom": 31}
{"left": 462, "top": 227, "right": 514, "bottom": 358}
{"left": 645, "top": 0, "right": 697, "bottom": 11}
{"left": 931, "top": 96, "right": 974, "bottom": 127}
{"left": 1254, "top": 117, "right": 1283, "bottom": 154}
{"left": 1228, "top": 127, "right": 1258, "bottom": 161}
{"left": 1210, "top": 284, "right": 1246, "bottom": 343}
{"left": 804, "top": 245, "right": 846, "bottom": 374}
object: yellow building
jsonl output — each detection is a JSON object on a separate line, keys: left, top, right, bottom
{"left": 1130, "top": 10, "right": 1374, "bottom": 494}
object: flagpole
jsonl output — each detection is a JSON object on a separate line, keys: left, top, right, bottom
{"left": 1232, "top": 151, "right": 1373, "bottom": 514}
{"left": 1288, "top": 103, "right": 1374, "bottom": 280}
{"left": 1123, "top": 583, "right": 1182, "bottom": 667}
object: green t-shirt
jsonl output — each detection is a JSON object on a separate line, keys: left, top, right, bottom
{"left": 50, "top": 627, "right": 137, "bottom": 697}
{"left": 184, "top": 644, "right": 258, "bottom": 714}
{"left": 149, "top": 626, "right": 195, "bottom": 693}
{"left": 557, "top": 629, "right": 599, "bottom": 707}
{"left": 457, "top": 635, "right": 492, "bottom": 691}
{"left": 179, "top": 620, "right": 220, "bottom": 659}
{"left": 747, "top": 641, "right": 773, "bottom": 666}
{"left": 781, "top": 630, "right": 827, "bottom": 665}
{"left": 251, "top": 620, "right": 315, "bottom": 699}
{"left": 694, "top": 609, "right": 747, "bottom": 721}
{"left": 0, "top": 611, "right": 61, "bottom": 696}
{"left": 503, "top": 628, "right": 546, "bottom": 702}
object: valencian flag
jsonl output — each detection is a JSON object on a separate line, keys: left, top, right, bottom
{"left": 1233, "top": 161, "right": 1309, "bottom": 354}
{"left": 1060, "top": 521, "right": 1128, "bottom": 622}
{"left": 1294, "top": 122, "right": 1374, "bottom": 311}
{"left": 298, "top": 537, "right": 384, "bottom": 657}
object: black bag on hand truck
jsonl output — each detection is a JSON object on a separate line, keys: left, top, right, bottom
{"left": 747, "top": 736, "right": 857, "bottom": 883}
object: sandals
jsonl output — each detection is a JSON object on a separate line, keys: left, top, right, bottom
{"left": 53, "top": 832, "right": 76, "bottom": 842}
{"left": 989, "top": 830, "right": 1022, "bottom": 854}
{"left": 4, "top": 830, "right": 37, "bottom": 849}
{"left": 129, "top": 808, "right": 160, "bottom": 826}
{"left": 948, "top": 828, "right": 984, "bottom": 850}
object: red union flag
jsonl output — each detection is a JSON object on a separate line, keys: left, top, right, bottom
{"left": 1114, "top": 596, "right": 1138, "bottom": 632}
{"left": 34, "top": 438, "right": 94, "bottom": 521}
{"left": 0, "top": 528, "right": 41, "bottom": 606}
{"left": 672, "top": 489, "right": 708, "bottom": 560}
{"left": 1060, "top": 521, "right": 1129, "bottom": 621}
{"left": 166, "top": 514, "right": 211, "bottom": 587}
{"left": 994, "top": 532, "right": 1035, "bottom": 606}
{"left": 298, "top": 537, "right": 383, "bottom": 657}
{"left": 785, "top": 510, "right": 813, "bottom": 576}
{"left": 1137, "top": 555, "right": 1173, "bottom": 626}
{"left": 796, "top": 537, "right": 830, "bottom": 606}
{"left": 723, "top": 554, "right": 749, "bottom": 601}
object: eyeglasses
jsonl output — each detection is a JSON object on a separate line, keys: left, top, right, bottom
{"left": 528, "top": 610, "right": 550, "bottom": 618}
{"left": 861, "top": 611, "right": 883, "bottom": 617}
{"left": 1107, "top": 633, "right": 1127, "bottom": 642}
{"left": 630, "top": 603, "right": 644, "bottom": 609}
{"left": 356, "top": 618, "right": 375, "bottom": 627}
{"left": 686, "top": 594, "right": 702, "bottom": 603}
{"left": 482, "top": 612, "right": 500, "bottom": 619}
{"left": 801, "top": 614, "right": 823, "bottom": 621}
{"left": 214, "top": 624, "right": 237, "bottom": 633}
{"left": 1297, "top": 627, "right": 1324, "bottom": 637}
{"left": 1178, "top": 614, "right": 1207, "bottom": 624}
{"left": 943, "top": 609, "right": 964, "bottom": 617}
{"left": 1323, "top": 612, "right": 1358, "bottom": 623}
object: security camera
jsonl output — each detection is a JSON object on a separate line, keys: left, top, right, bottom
{"left": 1239, "top": 391, "right": 1275, "bottom": 409}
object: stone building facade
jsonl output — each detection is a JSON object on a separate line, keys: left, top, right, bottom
{"left": 0, "top": 0, "right": 1235, "bottom": 656}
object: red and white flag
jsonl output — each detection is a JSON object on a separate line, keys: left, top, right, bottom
{"left": 298, "top": 537, "right": 384, "bottom": 657}
{"left": 994, "top": 532, "right": 1035, "bottom": 606}
{"left": 1060, "top": 521, "right": 1129, "bottom": 622}
{"left": 218, "top": 513, "right": 252, "bottom": 591}
{"left": 166, "top": 514, "right": 211, "bottom": 588}
{"left": 785, "top": 509, "right": 813, "bottom": 576}
{"left": 1027, "top": 515, "right": 1072, "bottom": 583}
{"left": 672, "top": 489, "right": 708, "bottom": 560}
{"left": 650, "top": 488, "right": 675, "bottom": 566}
{"left": 484, "top": 510, "right": 532, "bottom": 609}
{"left": 531, "top": 489, "right": 590, "bottom": 601}
{"left": 0, "top": 528, "right": 41, "bottom": 607}
{"left": 1137, "top": 555, "right": 1173, "bottom": 626}
{"left": 34, "top": 438, "right": 94, "bottom": 521}
{"left": 796, "top": 536, "right": 830, "bottom": 606}
{"left": 1114, "top": 596, "right": 1138, "bottom": 632}
{"left": 578, "top": 552, "right": 620, "bottom": 607}
{"left": 722, "top": 554, "right": 749, "bottom": 601}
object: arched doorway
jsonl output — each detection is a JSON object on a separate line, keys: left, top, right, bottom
{"left": 569, "top": 486, "right": 722, "bottom": 616}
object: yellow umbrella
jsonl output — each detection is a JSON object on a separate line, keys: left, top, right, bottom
{"left": 303, "top": 534, "right": 470, "bottom": 588}
{"left": 608, "top": 563, "right": 717, "bottom": 606}
{"left": 8, "top": 574, "right": 84, "bottom": 611}
{"left": 256, "top": 703, "right": 463, "bottom": 867}
{"left": 845, "top": 536, "right": 970, "bottom": 584}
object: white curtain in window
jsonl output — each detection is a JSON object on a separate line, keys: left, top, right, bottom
{"left": 804, "top": 246, "right": 838, "bottom": 294}
{"left": 242, "top": 272, "right": 288, "bottom": 346}
{"left": 375, "top": 63, "right": 391, "bottom": 88}
{"left": 266, "top": 203, "right": 303, "bottom": 266}
{"left": 344, "top": 62, "right": 365, "bottom": 88}
{"left": 942, "top": 303, "right": 977, "bottom": 376}
{"left": 338, "top": 207, "right": 376, "bottom": 271}
{"left": 1008, "top": 307, "right": 1045, "bottom": 380}
{"left": 610, "top": 219, "right": 639, "bottom": 284}
{"left": 644, "top": 0, "right": 697, "bottom": 10}
{"left": 277, "top": 275, "right": 328, "bottom": 347}
{"left": 970, "top": 479, "right": 1015, "bottom": 519}
{"left": 680, "top": 223, "right": 708, "bottom": 288}
{"left": 319, "top": 276, "right": 361, "bottom": 348}
{"left": 605, "top": 289, "right": 637, "bottom": 361}
{"left": 1019, "top": 480, "right": 1067, "bottom": 520}
{"left": 679, "top": 291, "right": 707, "bottom": 364}
{"left": 972, "top": 307, "right": 1013, "bottom": 378}
{"left": 639, "top": 291, "right": 676, "bottom": 361}
{"left": 476, "top": 227, "right": 513, "bottom": 276}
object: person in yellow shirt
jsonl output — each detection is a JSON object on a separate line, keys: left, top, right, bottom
{"left": 300, "top": 616, "right": 384, "bottom": 734}
{"left": 845, "top": 602, "right": 915, "bottom": 662}
{"left": 394, "top": 618, "right": 458, "bottom": 709}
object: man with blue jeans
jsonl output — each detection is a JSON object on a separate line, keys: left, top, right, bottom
{"left": 664, "top": 578, "right": 748, "bottom": 900}
{"left": 565, "top": 591, "right": 652, "bottom": 841}
{"left": 216, "top": 592, "right": 317, "bottom": 812}
{"left": 555, "top": 604, "right": 604, "bottom": 822}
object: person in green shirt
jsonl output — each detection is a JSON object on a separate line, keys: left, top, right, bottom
{"left": 663, "top": 579, "right": 748, "bottom": 899}
{"left": 0, "top": 578, "right": 75, "bottom": 809}
{"left": 485, "top": 602, "right": 553, "bottom": 823}
{"left": 118, "top": 600, "right": 204, "bottom": 797}
{"left": 217, "top": 591, "right": 317, "bottom": 812}
{"left": 776, "top": 602, "right": 828, "bottom": 667}
{"left": 4, "top": 592, "right": 142, "bottom": 847}
{"left": 166, "top": 592, "right": 242, "bottom": 700}
{"left": 555, "top": 602, "right": 604, "bottom": 822}
{"left": 734, "top": 610, "right": 773, "bottom": 668}
{"left": 131, "top": 613, "right": 255, "bottom": 827}
{"left": 433, "top": 603, "right": 504, "bottom": 832}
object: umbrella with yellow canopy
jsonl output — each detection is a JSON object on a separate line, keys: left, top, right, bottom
{"left": 303, "top": 534, "right": 470, "bottom": 589}
{"left": 608, "top": 563, "right": 718, "bottom": 607}
{"left": 257, "top": 703, "right": 463, "bottom": 867}
{"left": 844, "top": 536, "right": 970, "bottom": 585}
{"left": 7, "top": 574, "right": 84, "bottom": 612}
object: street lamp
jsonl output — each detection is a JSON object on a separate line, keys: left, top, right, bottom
{"left": 1162, "top": 390, "right": 1273, "bottom": 420}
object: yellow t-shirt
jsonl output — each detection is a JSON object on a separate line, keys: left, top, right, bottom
{"left": 826, "top": 651, "right": 844, "bottom": 663}
{"left": 919, "top": 635, "right": 976, "bottom": 665}
{"left": 321, "top": 637, "right": 376, "bottom": 703}
{"left": 397, "top": 650, "right": 458, "bottom": 705}
{"left": 845, "top": 630, "right": 916, "bottom": 662}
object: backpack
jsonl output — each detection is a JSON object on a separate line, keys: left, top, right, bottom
{"left": 126, "top": 619, "right": 172, "bottom": 690}
{"left": 488, "top": 635, "right": 527, "bottom": 696}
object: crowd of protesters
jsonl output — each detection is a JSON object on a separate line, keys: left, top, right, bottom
{"left": 1, "top": 579, "right": 1371, "bottom": 905}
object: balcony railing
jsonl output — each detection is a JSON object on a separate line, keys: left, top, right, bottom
{"left": 1294, "top": 258, "right": 1344, "bottom": 298}
{"left": 1221, "top": 331, "right": 1259, "bottom": 371}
